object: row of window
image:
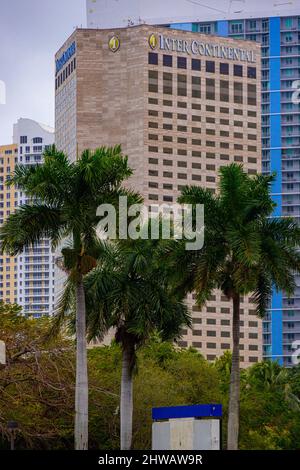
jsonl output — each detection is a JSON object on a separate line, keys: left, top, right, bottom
{"left": 148, "top": 97, "right": 257, "bottom": 119}
{"left": 20, "top": 136, "right": 43, "bottom": 144}
{"left": 1, "top": 149, "right": 17, "bottom": 155}
{"left": 147, "top": 156, "right": 257, "bottom": 167}
{"left": 55, "top": 58, "right": 76, "bottom": 90}
{"left": 177, "top": 341, "right": 259, "bottom": 359}
{"left": 150, "top": 119, "right": 256, "bottom": 130}
{"left": 149, "top": 52, "right": 257, "bottom": 78}
{"left": 147, "top": 167, "right": 257, "bottom": 180}
{"left": 149, "top": 71, "right": 257, "bottom": 105}
{"left": 196, "top": 19, "right": 270, "bottom": 35}
{"left": 149, "top": 132, "right": 257, "bottom": 144}
{"left": 20, "top": 145, "right": 44, "bottom": 154}
{"left": 148, "top": 142, "right": 257, "bottom": 152}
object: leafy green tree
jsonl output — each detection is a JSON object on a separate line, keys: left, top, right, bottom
{"left": 1, "top": 307, "right": 300, "bottom": 451}
{"left": 171, "top": 164, "right": 300, "bottom": 449}
{"left": 84, "top": 239, "right": 191, "bottom": 450}
{"left": 0, "top": 145, "right": 137, "bottom": 449}
{"left": 0, "top": 302, "right": 75, "bottom": 449}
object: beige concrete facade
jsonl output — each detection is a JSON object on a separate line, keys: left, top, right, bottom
{"left": 55, "top": 25, "right": 262, "bottom": 366}
{"left": 0, "top": 144, "right": 18, "bottom": 304}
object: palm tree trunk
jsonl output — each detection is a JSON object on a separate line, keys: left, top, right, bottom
{"left": 120, "top": 341, "right": 135, "bottom": 450}
{"left": 75, "top": 278, "right": 88, "bottom": 450}
{"left": 227, "top": 292, "right": 240, "bottom": 450}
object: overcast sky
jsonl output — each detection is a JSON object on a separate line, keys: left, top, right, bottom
{"left": 0, "top": 0, "right": 86, "bottom": 143}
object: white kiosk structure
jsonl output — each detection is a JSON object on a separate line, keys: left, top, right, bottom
{"left": 152, "top": 404, "right": 222, "bottom": 450}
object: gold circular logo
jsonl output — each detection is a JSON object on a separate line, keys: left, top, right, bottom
{"left": 149, "top": 34, "right": 158, "bottom": 50}
{"left": 108, "top": 36, "right": 120, "bottom": 53}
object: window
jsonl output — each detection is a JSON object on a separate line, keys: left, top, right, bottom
{"left": 192, "top": 76, "right": 201, "bottom": 98}
{"left": 20, "top": 136, "right": 27, "bottom": 144}
{"left": 207, "top": 331, "right": 216, "bottom": 337}
{"left": 262, "top": 19, "right": 269, "bottom": 31}
{"left": 192, "top": 58, "right": 201, "bottom": 71}
{"left": 206, "top": 78, "right": 215, "bottom": 100}
{"left": 163, "top": 72, "right": 173, "bottom": 94}
{"left": 220, "top": 62, "right": 229, "bottom": 75}
{"left": 178, "top": 101, "right": 187, "bottom": 108}
{"left": 234, "top": 82, "right": 243, "bottom": 104}
{"left": 148, "top": 52, "right": 158, "bottom": 65}
{"left": 234, "top": 64, "right": 243, "bottom": 77}
{"left": 199, "top": 23, "right": 212, "bottom": 34}
{"left": 206, "top": 61, "right": 215, "bottom": 73}
{"left": 249, "top": 20, "right": 257, "bottom": 31}
{"left": 148, "top": 70, "right": 158, "bottom": 93}
{"left": 285, "top": 18, "right": 292, "bottom": 29}
{"left": 220, "top": 80, "right": 229, "bottom": 102}
{"left": 230, "top": 21, "right": 243, "bottom": 34}
{"left": 177, "top": 74, "right": 187, "bottom": 96}
{"left": 248, "top": 84, "right": 257, "bottom": 106}
{"left": 163, "top": 55, "right": 172, "bottom": 67}
{"left": 247, "top": 66, "right": 256, "bottom": 79}
{"left": 177, "top": 56, "right": 187, "bottom": 69}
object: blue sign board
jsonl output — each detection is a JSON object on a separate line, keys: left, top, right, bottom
{"left": 56, "top": 42, "right": 76, "bottom": 74}
{"left": 152, "top": 404, "right": 222, "bottom": 421}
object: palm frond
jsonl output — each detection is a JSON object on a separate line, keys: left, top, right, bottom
{"left": 0, "top": 205, "right": 64, "bottom": 255}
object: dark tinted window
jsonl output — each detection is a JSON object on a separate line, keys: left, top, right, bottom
{"left": 192, "top": 58, "right": 201, "bottom": 71}
{"left": 163, "top": 55, "right": 173, "bottom": 67}
{"left": 247, "top": 66, "right": 256, "bottom": 79}
{"left": 220, "top": 62, "right": 229, "bottom": 75}
{"left": 148, "top": 52, "right": 158, "bottom": 65}
{"left": 234, "top": 64, "right": 243, "bottom": 77}
{"left": 177, "top": 56, "right": 187, "bottom": 69}
{"left": 206, "top": 61, "right": 215, "bottom": 73}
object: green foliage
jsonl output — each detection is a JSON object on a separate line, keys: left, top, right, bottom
{"left": 84, "top": 238, "right": 191, "bottom": 356}
{"left": 175, "top": 164, "right": 300, "bottom": 316}
{"left": 0, "top": 144, "right": 140, "bottom": 283}
{"left": 1, "top": 308, "right": 300, "bottom": 450}
{"left": 0, "top": 302, "right": 75, "bottom": 449}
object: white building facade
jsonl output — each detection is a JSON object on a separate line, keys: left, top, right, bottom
{"left": 13, "top": 118, "right": 55, "bottom": 317}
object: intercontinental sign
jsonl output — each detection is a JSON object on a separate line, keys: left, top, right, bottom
{"left": 150, "top": 33, "right": 256, "bottom": 63}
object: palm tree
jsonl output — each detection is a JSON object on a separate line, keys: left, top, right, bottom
{"left": 246, "top": 361, "right": 300, "bottom": 411}
{"left": 0, "top": 145, "right": 138, "bottom": 449}
{"left": 170, "top": 163, "right": 300, "bottom": 450}
{"left": 83, "top": 238, "right": 191, "bottom": 450}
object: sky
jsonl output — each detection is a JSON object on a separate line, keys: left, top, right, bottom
{"left": 0, "top": 0, "right": 86, "bottom": 143}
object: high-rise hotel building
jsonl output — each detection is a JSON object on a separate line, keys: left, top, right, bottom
{"left": 55, "top": 25, "right": 262, "bottom": 366}
{"left": 0, "top": 144, "right": 18, "bottom": 304}
{"left": 86, "top": 0, "right": 300, "bottom": 367}
{"left": 12, "top": 118, "right": 56, "bottom": 317}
